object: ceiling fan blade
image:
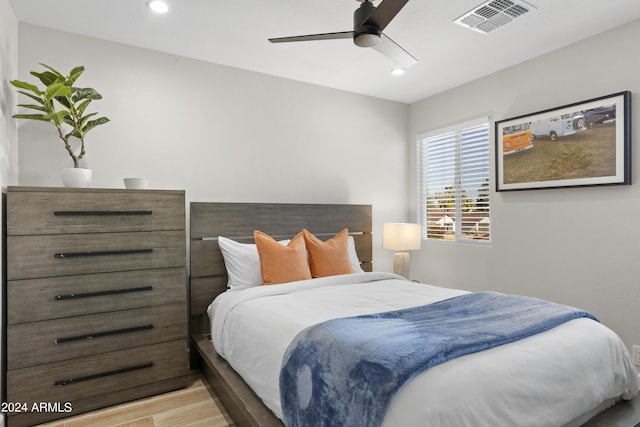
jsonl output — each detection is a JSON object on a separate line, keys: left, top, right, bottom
{"left": 363, "top": 0, "right": 409, "bottom": 31}
{"left": 373, "top": 32, "right": 417, "bottom": 68}
{"left": 269, "top": 31, "right": 353, "bottom": 43}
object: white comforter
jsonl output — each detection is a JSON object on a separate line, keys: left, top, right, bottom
{"left": 208, "top": 272, "right": 639, "bottom": 426}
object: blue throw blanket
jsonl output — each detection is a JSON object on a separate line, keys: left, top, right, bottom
{"left": 279, "top": 291, "right": 598, "bottom": 427}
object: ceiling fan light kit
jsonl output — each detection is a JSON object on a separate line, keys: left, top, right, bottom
{"left": 268, "top": 0, "right": 417, "bottom": 68}
{"left": 354, "top": 32, "right": 380, "bottom": 47}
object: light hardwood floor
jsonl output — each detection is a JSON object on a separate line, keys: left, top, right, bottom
{"left": 37, "top": 371, "right": 233, "bottom": 427}
{"left": 32, "top": 368, "right": 640, "bottom": 427}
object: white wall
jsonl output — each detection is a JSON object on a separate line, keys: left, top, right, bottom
{"left": 0, "top": 0, "right": 19, "bottom": 424}
{"left": 15, "top": 16, "right": 640, "bottom": 352}
{"left": 16, "top": 24, "right": 409, "bottom": 272}
{"left": 409, "top": 19, "right": 640, "bottom": 350}
{"left": 0, "top": 0, "right": 18, "bottom": 188}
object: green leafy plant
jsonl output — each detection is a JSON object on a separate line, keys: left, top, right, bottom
{"left": 10, "top": 64, "right": 110, "bottom": 168}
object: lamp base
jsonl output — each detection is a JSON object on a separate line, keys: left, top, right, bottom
{"left": 392, "top": 252, "right": 410, "bottom": 279}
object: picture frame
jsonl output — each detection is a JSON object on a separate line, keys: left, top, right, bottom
{"left": 495, "top": 91, "right": 631, "bottom": 191}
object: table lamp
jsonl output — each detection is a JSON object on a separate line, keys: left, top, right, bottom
{"left": 383, "top": 223, "right": 422, "bottom": 279}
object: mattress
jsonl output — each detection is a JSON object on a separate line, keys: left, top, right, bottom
{"left": 208, "top": 272, "right": 639, "bottom": 426}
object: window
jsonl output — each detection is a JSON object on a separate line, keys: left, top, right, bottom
{"left": 417, "top": 117, "right": 491, "bottom": 243}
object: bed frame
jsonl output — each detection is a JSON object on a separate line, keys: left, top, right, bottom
{"left": 189, "top": 202, "right": 372, "bottom": 427}
{"left": 187, "top": 202, "right": 640, "bottom": 426}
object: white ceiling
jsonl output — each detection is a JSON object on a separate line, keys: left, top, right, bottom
{"left": 10, "top": 0, "right": 640, "bottom": 104}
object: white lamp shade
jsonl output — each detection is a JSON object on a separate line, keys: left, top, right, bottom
{"left": 382, "top": 223, "right": 422, "bottom": 251}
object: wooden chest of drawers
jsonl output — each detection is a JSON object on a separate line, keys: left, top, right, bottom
{"left": 4, "top": 186, "right": 188, "bottom": 426}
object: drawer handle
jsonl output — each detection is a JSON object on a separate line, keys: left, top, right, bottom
{"left": 54, "top": 248, "right": 153, "bottom": 258}
{"left": 54, "top": 362, "right": 154, "bottom": 387}
{"left": 55, "top": 285, "right": 154, "bottom": 301}
{"left": 54, "top": 210, "right": 153, "bottom": 216}
{"left": 55, "top": 324, "right": 154, "bottom": 344}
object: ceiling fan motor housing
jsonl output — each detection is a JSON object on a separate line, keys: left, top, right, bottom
{"left": 353, "top": 0, "right": 381, "bottom": 47}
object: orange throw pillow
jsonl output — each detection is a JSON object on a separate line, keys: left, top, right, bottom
{"left": 302, "top": 228, "right": 354, "bottom": 278}
{"left": 254, "top": 230, "right": 312, "bottom": 285}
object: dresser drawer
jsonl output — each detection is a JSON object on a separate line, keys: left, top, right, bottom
{"left": 6, "top": 189, "right": 185, "bottom": 235}
{"left": 7, "top": 230, "right": 186, "bottom": 280}
{"left": 4, "top": 187, "right": 188, "bottom": 426}
{"left": 7, "top": 340, "right": 187, "bottom": 404}
{"left": 7, "top": 267, "right": 186, "bottom": 324}
{"left": 8, "top": 303, "right": 186, "bottom": 369}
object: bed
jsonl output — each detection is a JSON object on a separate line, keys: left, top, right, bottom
{"left": 189, "top": 202, "right": 639, "bottom": 427}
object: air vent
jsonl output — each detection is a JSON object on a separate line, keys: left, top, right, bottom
{"left": 454, "top": 0, "right": 535, "bottom": 34}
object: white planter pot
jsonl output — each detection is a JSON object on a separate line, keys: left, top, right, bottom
{"left": 61, "top": 168, "right": 92, "bottom": 188}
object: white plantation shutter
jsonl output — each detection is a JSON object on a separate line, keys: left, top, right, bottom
{"left": 418, "top": 117, "right": 491, "bottom": 243}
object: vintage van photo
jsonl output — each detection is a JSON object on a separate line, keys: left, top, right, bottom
{"left": 502, "top": 123, "right": 533, "bottom": 154}
{"left": 530, "top": 113, "right": 587, "bottom": 141}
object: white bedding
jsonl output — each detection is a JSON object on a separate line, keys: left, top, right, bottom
{"left": 208, "top": 272, "right": 639, "bottom": 426}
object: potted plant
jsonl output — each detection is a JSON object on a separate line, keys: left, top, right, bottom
{"left": 10, "top": 63, "right": 109, "bottom": 187}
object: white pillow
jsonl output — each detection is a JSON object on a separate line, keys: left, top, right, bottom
{"left": 348, "top": 235, "right": 365, "bottom": 273}
{"left": 217, "top": 236, "right": 262, "bottom": 291}
{"left": 218, "top": 234, "right": 365, "bottom": 290}
{"left": 218, "top": 236, "right": 290, "bottom": 290}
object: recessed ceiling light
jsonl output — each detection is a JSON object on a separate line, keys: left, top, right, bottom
{"left": 147, "top": 0, "right": 169, "bottom": 14}
{"left": 391, "top": 68, "right": 405, "bottom": 76}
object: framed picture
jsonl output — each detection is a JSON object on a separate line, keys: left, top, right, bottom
{"left": 495, "top": 91, "right": 631, "bottom": 191}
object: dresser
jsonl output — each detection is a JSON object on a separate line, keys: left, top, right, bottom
{"left": 4, "top": 186, "right": 188, "bottom": 427}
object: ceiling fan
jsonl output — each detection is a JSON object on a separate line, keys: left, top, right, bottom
{"left": 268, "top": 0, "right": 418, "bottom": 69}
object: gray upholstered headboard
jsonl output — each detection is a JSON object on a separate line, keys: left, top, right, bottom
{"left": 189, "top": 202, "right": 373, "bottom": 334}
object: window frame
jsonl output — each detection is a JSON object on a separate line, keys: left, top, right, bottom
{"left": 417, "top": 117, "right": 491, "bottom": 245}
